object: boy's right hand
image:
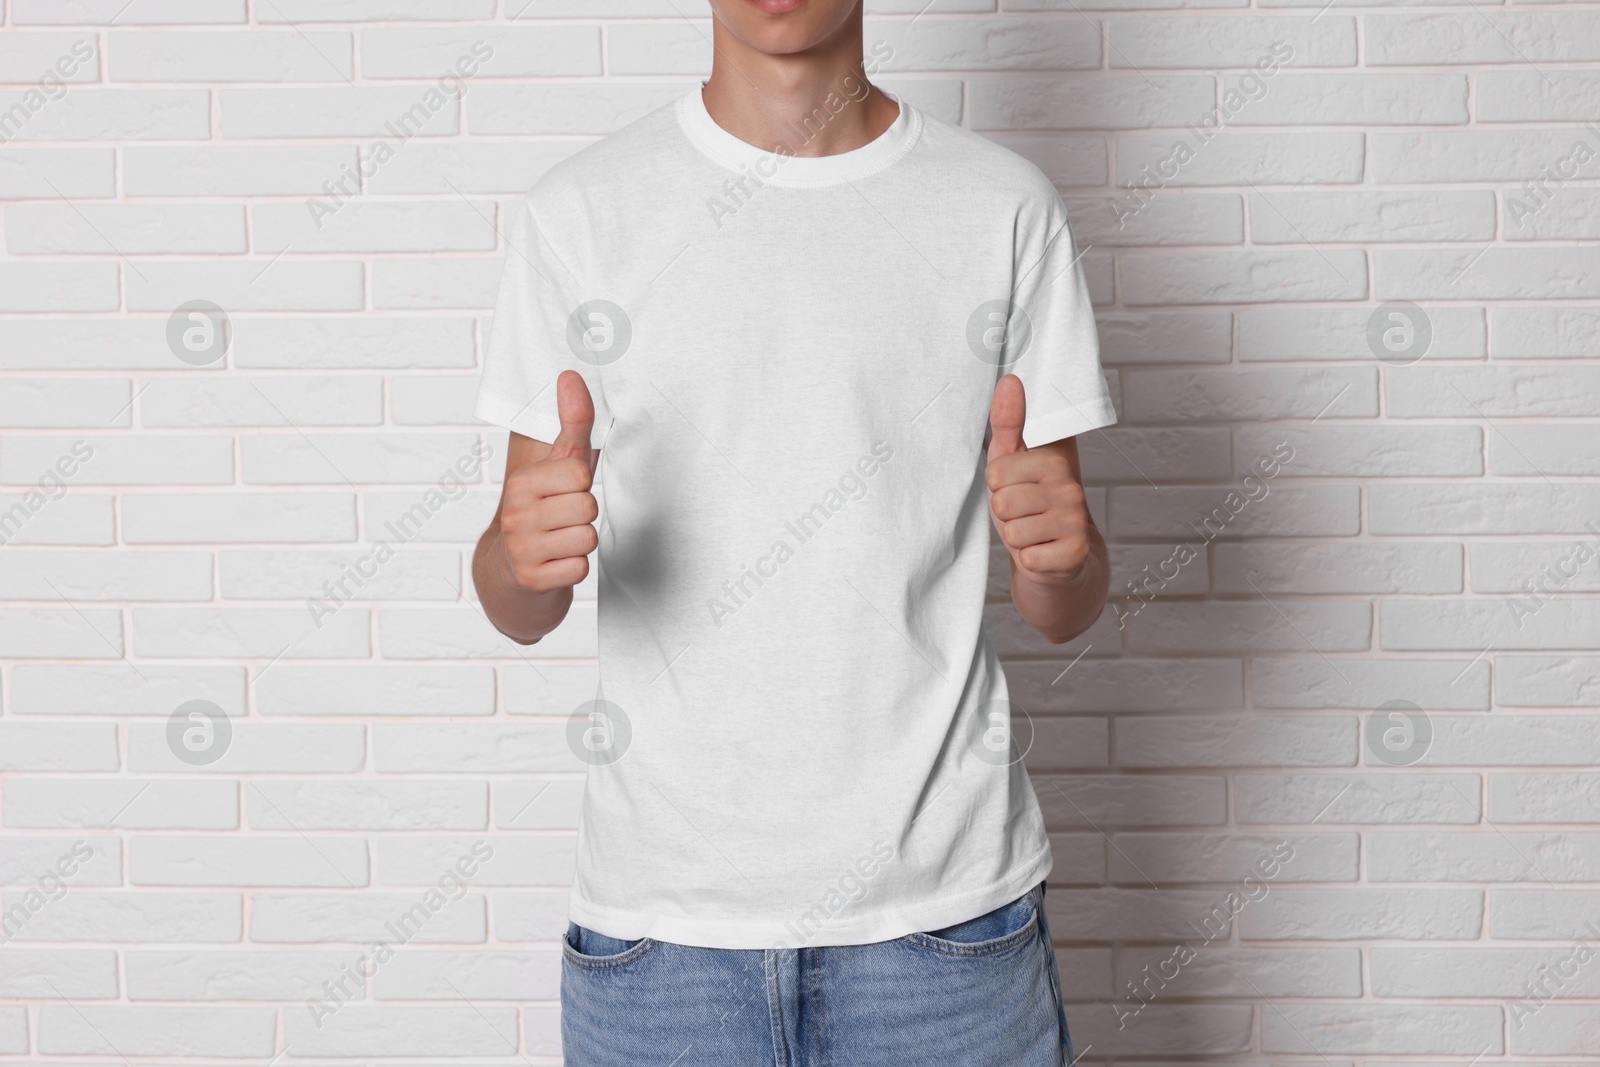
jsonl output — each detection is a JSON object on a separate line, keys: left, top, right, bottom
{"left": 499, "top": 370, "right": 599, "bottom": 593}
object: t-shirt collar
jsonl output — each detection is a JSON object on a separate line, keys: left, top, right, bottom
{"left": 678, "top": 80, "right": 920, "bottom": 188}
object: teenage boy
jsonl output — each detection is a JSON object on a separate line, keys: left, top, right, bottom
{"left": 473, "top": 1, "right": 1115, "bottom": 1063}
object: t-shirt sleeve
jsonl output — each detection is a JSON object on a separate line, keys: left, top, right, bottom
{"left": 474, "top": 196, "right": 614, "bottom": 448}
{"left": 1004, "top": 193, "right": 1116, "bottom": 447}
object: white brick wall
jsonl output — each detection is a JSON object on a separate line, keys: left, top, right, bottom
{"left": 1, "top": 0, "right": 1598, "bottom": 1061}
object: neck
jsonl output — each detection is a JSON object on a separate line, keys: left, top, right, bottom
{"left": 701, "top": 15, "right": 898, "bottom": 158}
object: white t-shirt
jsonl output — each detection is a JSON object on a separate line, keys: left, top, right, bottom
{"left": 476, "top": 85, "right": 1117, "bottom": 949}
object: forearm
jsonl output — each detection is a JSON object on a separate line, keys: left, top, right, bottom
{"left": 472, "top": 521, "right": 575, "bottom": 645}
{"left": 1008, "top": 521, "right": 1110, "bottom": 644}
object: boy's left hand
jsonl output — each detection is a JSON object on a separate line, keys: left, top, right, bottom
{"left": 985, "top": 374, "right": 1093, "bottom": 585}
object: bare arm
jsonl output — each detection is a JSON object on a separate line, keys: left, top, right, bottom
{"left": 472, "top": 371, "right": 600, "bottom": 645}
{"left": 986, "top": 375, "right": 1112, "bottom": 644}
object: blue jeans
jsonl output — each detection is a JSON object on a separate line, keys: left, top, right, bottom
{"left": 560, "top": 881, "right": 1073, "bottom": 1066}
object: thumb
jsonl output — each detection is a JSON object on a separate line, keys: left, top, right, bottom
{"left": 987, "top": 374, "right": 1027, "bottom": 464}
{"left": 548, "top": 369, "right": 595, "bottom": 461}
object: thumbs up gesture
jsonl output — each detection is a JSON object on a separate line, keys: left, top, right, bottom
{"left": 499, "top": 370, "right": 600, "bottom": 593}
{"left": 986, "top": 374, "right": 1094, "bottom": 584}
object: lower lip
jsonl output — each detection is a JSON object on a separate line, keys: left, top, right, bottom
{"left": 747, "top": 0, "right": 807, "bottom": 12}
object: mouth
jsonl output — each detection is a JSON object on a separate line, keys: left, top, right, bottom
{"left": 744, "top": 0, "right": 808, "bottom": 12}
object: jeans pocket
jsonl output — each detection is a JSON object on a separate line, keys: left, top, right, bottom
{"left": 562, "top": 921, "right": 657, "bottom": 970}
{"left": 902, "top": 886, "right": 1040, "bottom": 957}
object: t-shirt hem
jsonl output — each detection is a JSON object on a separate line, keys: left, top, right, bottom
{"left": 475, "top": 390, "right": 609, "bottom": 449}
{"left": 1025, "top": 395, "right": 1118, "bottom": 448}
{"left": 567, "top": 845, "right": 1055, "bottom": 950}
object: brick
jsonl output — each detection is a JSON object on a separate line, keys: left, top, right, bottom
{"left": 392, "top": 374, "right": 483, "bottom": 425}
{"left": 468, "top": 82, "right": 687, "bottom": 135}
{"left": 984, "top": 134, "right": 1107, "bottom": 187}
{"left": 1490, "top": 425, "right": 1600, "bottom": 476}
{"left": 123, "top": 492, "right": 356, "bottom": 543}
{"left": 1373, "top": 130, "right": 1600, "bottom": 183}
{"left": 0, "top": 836, "right": 120, "bottom": 885}
{"left": 374, "top": 835, "right": 571, "bottom": 886}
{"left": 1111, "top": 17, "right": 1353, "bottom": 67}
{"left": 1116, "top": 132, "right": 1365, "bottom": 186}
{"left": 374, "top": 949, "right": 560, "bottom": 1000}
{"left": 1236, "top": 425, "right": 1480, "bottom": 477}
{"left": 259, "top": 0, "right": 497, "bottom": 19}
{"left": 0, "top": 378, "right": 131, "bottom": 427}
{"left": 1481, "top": 72, "right": 1600, "bottom": 124}
{"left": 1235, "top": 773, "right": 1481, "bottom": 824}
{"left": 1095, "top": 311, "right": 1231, "bottom": 364}
{"left": 1115, "top": 945, "right": 1361, "bottom": 998}
{"left": 1067, "top": 1003, "right": 1252, "bottom": 1056}
{"left": 246, "top": 781, "right": 487, "bottom": 830}
{"left": 1240, "top": 888, "right": 1483, "bottom": 940}
{"left": 1390, "top": 366, "right": 1600, "bottom": 418}
{"left": 378, "top": 602, "right": 596, "bottom": 659}
{"left": 1113, "top": 486, "right": 1360, "bottom": 538}
{"left": 0, "top": 723, "right": 118, "bottom": 771}
{"left": 131, "top": 607, "right": 370, "bottom": 658}
{"left": 10, "top": 663, "right": 242, "bottom": 716}
{"left": 1261, "top": 1004, "right": 1501, "bottom": 1054}
{"left": 1229, "top": 73, "right": 1466, "bottom": 125}
{"left": 250, "top": 892, "right": 485, "bottom": 943}
{"left": 0, "top": 34, "right": 99, "bottom": 83}
{"left": 1511, "top": 1005, "right": 1600, "bottom": 1055}
{"left": 241, "top": 432, "right": 483, "bottom": 484}
{"left": 374, "top": 724, "right": 570, "bottom": 773}
{"left": 1214, "top": 544, "right": 1464, "bottom": 595}
{"left": 1368, "top": 12, "right": 1600, "bottom": 64}
{"left": 1495, "top": 307, "right": 1600, "bottom": 358}
{"left": 109, "top": 30, "right": 353, "bottom": 81}
{"left": 124, "top": 145, "right": 359, "bottom": 196}
{"left": 364, "top": 140, "right": 590, "bottom": 195}
{"left": 1125, "top": 601, "right": 1370, "bottom": 655}
{"left": 1249, "top": 190, "right": 1494, "bottom": 243}
{"left": 220, "top": 87, "right": 461, "bottom": 137}
{"left": 38, "top": 1007, "right": 274, "bottom": 1056}
{"left": 1010, "top": 660, "right": 1243, "bottom": 714}
{"left": 1407, "top": 715, "right": 1600, "bottom": 765}
{"left": 127, "top": 260, "right": 366, "bottom": 312}
{"left": 493, "top": 779, "right": 583, "bottom": 830}
{"left": 1122, "top": 250, "right": 1367, "bottom": 305}
{"left": 131, "top": 836, "right": 369, "bottom": 887}
{"left": 362, "top": 26, "right": 600, "bottom": 78}
{"left": 1256, "top": 658, "right": 1486, "bottom": 712}
{"left": 0, "top": 147, "right": 115, "bottom": 198}
{"left": 1490, "top": 774, "right": 1600, "bottom": 822}
{"left": 253, "top": 200, "right": 498, "bottom": 253}
{"left": 285, "top": 1006, "right": 519, "bottom": 1056}
{"left": 0, "top": 262, "right": 118, "bottom": 312}
{"left": 0, "top": 949, "right": 117, "bottom": 998}
{"left": 0, "top": 491, "right": 114, "bottom": 545}
{"left": 0, "top": 550, "right": 212, "bottom": 600}
{"left": 372, "top": 256, "right": 501, "bottom": 308}
{"left": 140, "top": 375, "right": 382, "bottom": 427}
{"left": 2, "top": 434, "right": 232, "bottom": 485}
{"left": 233, "top": 316, "right": 475, "bottom": 369}
{"left": 970, "top": 76, "right": 1214, "bottom": 130}
{"left": 125, "top": 950, "right": 353, "bottom": 1000}
{"left": 0, "top": 89, "right": 207, "bottom": 140}
{"left": 0, "top": 608, "right": 123, "bottom": 658}
{"left": 1492, "top": 889, "right": 1600, "bottom": 938}
{"left": 3, "top": 780, "right": 237, "bottom": 829}
{"left": 1116, "top": 715, "right": 1356, "bottom": 767}
{"left": 219, "top": 548, "right": 460, "bottom": 602}
{"left": 0, "top": 892, "right": 241, "bottom": 942}
{"left": 1066, "top": 194, "right": 1243, "bottom": 247}
{"left": 491, "top": 890, "right": 571, "bottom": 942}
{"left": 1496, "top": 656, "right": 1600, "bottom": 706}
{"left": 1239, "top": 306, "right": 1486, "bottom": 360}
{"left": 1035, "top": 774, "right": 1228, "bottom": 826}
{"left": 1506, "top": 189, "right": 1600, "bottom": 240}
{"left": 12, "top": 0, "right": 244, "bottom": 23}
{"left": 257, "top": 666, "right": 492, "bottom": 716}
{"left": 127, "top": 721, "right": 365, "bottom": 773}
{"left": 1108, "top": 832, "right": 1357, "bottom": 882}
{"left": 1369, "top": 831, "right": 1600, "bottom": 881}
{"left": 1080, "top": 426, "right": 1233, "bottom": 483}
{"left": 1372, "top": 946, "right": 1600, "bottom": 997}
{"left": 1382, "top": 599, "right": 1600, "bottom": 651}
{"left": 1370, "top": 483, "right": 1600, "bottom": 535}
{"left": 1125, "top": 366, "right": 1378, "bottom": 422}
